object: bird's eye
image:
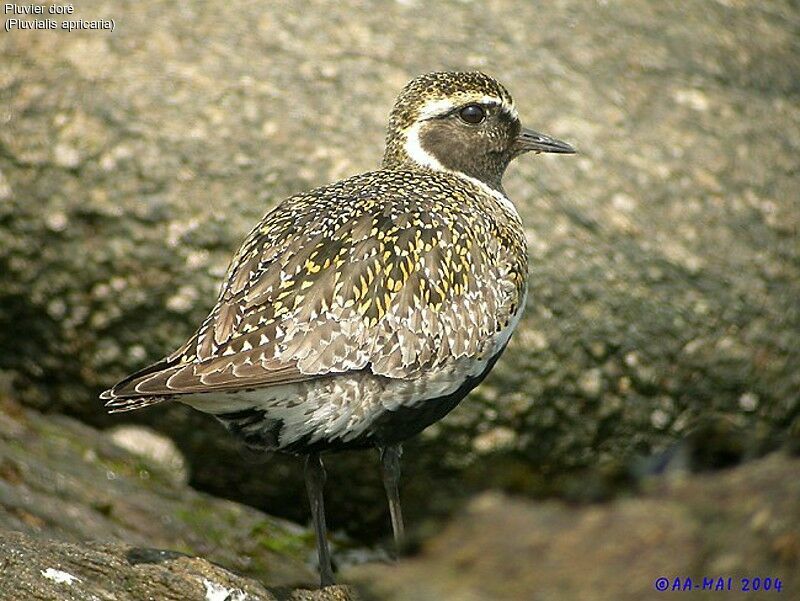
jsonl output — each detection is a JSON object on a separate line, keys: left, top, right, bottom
{"left": 459, "top": 104, "right": 485, "bottom": 124}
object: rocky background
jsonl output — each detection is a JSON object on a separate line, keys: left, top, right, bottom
{"left": 0, "top": 396, "right": 347, "bottom": 599}
{"left": 1, "top": 0, "right": 798, "bottom": 599}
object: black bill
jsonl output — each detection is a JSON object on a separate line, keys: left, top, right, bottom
{"left": 515, "top": 127, "right": 576, "bottom": 154}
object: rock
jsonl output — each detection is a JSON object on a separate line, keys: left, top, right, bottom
{"left": 1, "top": 392, "right": 797, "bottom": 601}
{"left": 107, "top": 424, "right": 189, "bottom": 486}
{"left": 1, "top": 0, "right": 798, "bottom": 544}
{"left": 0, "top": 396, "right": 362, "bottom": 593}
{"left": 0, "top": 531, "right": 357, "bottom": 601}
{"left": 2, "top": 531, "right": 265, "bottom": 601}
{"left": 348, "top": 454, "right": 800, "bottom": 601}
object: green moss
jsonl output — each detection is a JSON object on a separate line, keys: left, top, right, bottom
{"left": 251, "top": 520, "right": 311, "bottom": 561}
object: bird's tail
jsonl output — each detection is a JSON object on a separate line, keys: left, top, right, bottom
{"left": 100, "top": 356, "right": 180, "bottom": 413}
{"left": 100, "top": 390, "right": 172, "bottom": 413}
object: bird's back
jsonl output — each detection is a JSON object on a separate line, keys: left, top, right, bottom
{"left": 103, "top": 168, "right": 527, "bottom": 451}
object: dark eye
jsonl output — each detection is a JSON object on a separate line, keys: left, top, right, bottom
{"left": 459, "top": 104, "right": 485, "bottom": 124}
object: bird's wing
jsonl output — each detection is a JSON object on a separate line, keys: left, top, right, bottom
{"left": 104, "top": 171, "right": 526, "bottom": 405}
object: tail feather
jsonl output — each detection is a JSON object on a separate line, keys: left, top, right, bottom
{"left": 101, "top": 355, "right": 180, "bottom": 413}
{"left": 103, "top": 392, "right": 172, "bottom": 413}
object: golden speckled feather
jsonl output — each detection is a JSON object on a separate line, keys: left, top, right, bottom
{"left": 105, "top": 168, "right": 526, "bottom": 403}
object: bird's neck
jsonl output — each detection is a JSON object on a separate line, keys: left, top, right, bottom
{"left": 382, "top": 128, "right": 519, "bottom": 223}
{"left": 382, "top": 125, "right": 505, "bottom": 192}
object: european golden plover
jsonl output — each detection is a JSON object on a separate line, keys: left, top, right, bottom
{"left": 102, "top": 71, "right": 575, "bottom": 586}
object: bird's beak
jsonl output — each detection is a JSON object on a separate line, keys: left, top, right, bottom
{"left": 515, "top": 127, "right": 576, "bottom": 155}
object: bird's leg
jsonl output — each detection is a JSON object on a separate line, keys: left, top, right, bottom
{"left": 380, "top": 443, "right": 405, "bottom": 552}
{"left": 304, "top": 453, "right": 335, "bottom": 587}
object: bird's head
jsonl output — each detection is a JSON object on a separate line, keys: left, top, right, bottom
{"left": 382, "top": 71, "right": 575, "bottom": 190}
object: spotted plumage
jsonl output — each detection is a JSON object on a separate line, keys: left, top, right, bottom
{"left": 101, "top": 71, "right": 574, "bottom": 585}
{"left": 104, "top": 166, "right": 526, "bottom": 449}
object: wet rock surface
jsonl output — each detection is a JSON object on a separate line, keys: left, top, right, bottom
{"left": 1, "top": 0, "right": 798, "bottom": 544}
{"left": 348, "top": 453, "right": 800, "bottom": 601}
{"left": 0, "top": 531, "right": 356, "bottom": 601}
{"left": 0, "top": 396, "right": 352, "bottom": 593}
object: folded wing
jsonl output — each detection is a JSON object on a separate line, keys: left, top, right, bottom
{"left": 103, "top": 171, "right": 526, "bottom": 410}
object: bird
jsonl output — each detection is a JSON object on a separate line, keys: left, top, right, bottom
{"left": 101, "top": 71, "right": 575, "bottom": 587}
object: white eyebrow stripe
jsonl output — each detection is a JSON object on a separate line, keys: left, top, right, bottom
{"left": 416, "top": 95, "right": 506, "bottom": 120}
{"left": 476, "top": 95, "right": 503, "bottom": 106}
{"left": 417, "top": 99, "right": 458, "bottom": 120}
